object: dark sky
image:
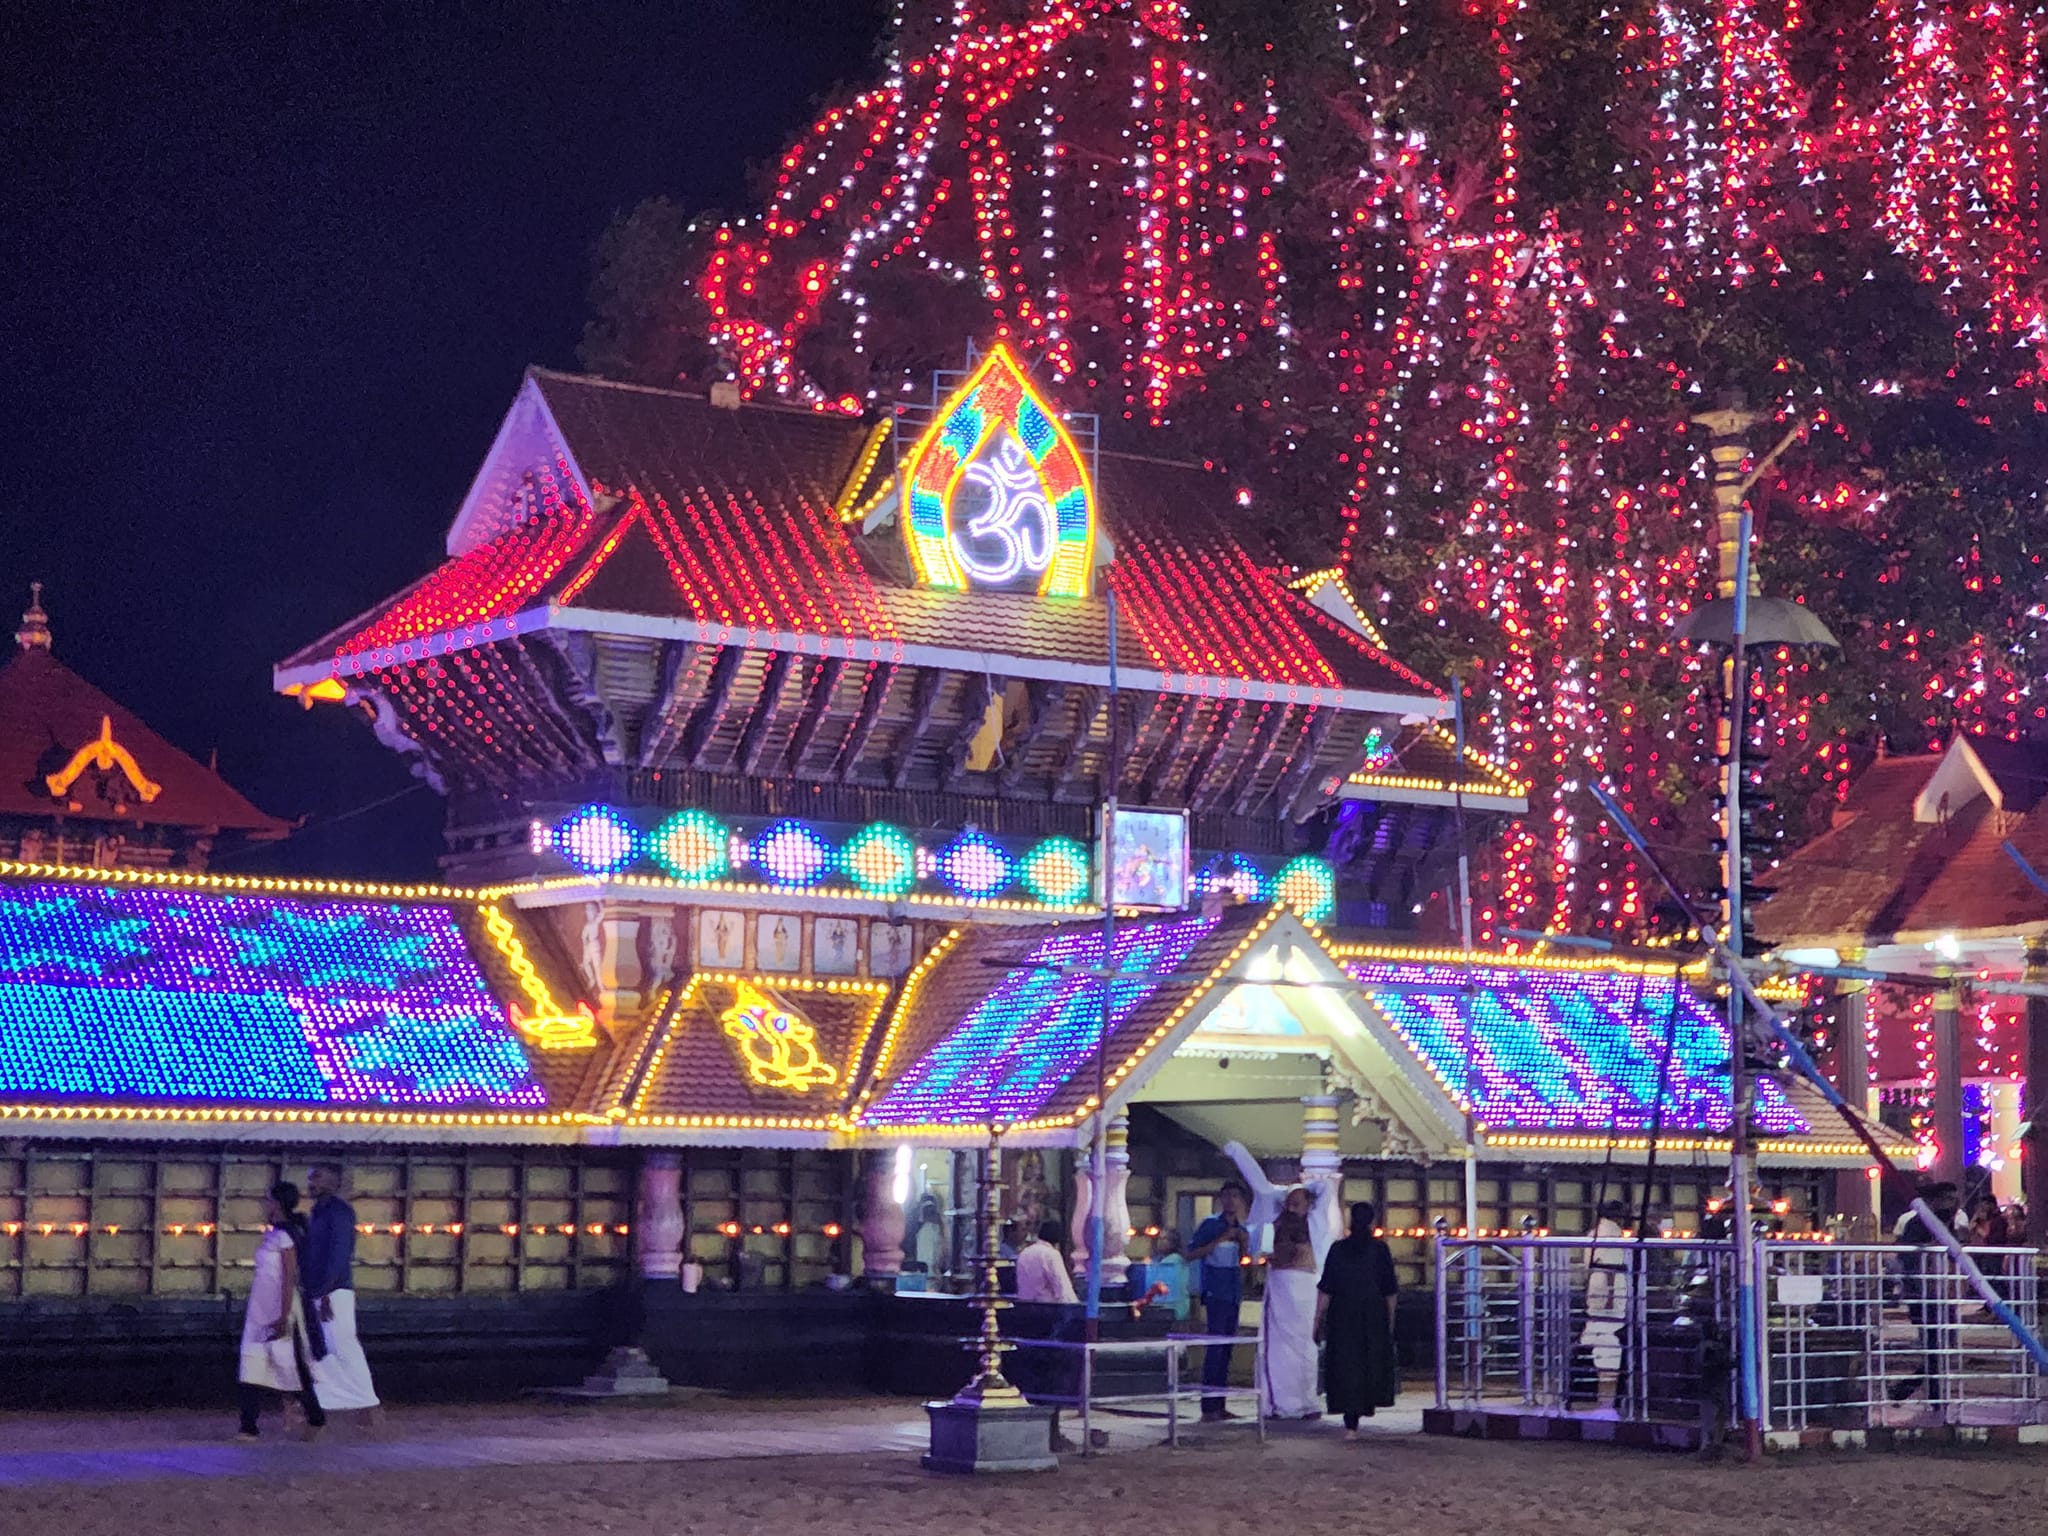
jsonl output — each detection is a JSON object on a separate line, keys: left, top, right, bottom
{"left": 1, "top": 0, "right": 886, "bottom": 879}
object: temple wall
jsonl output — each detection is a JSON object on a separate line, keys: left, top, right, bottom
{"left": 0, "top": 1141, "right": 856, "bottom": 1302}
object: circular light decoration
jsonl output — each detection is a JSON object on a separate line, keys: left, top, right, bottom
{"left": 1019, "top": 836, "right": 1090, "bottom": 906}
{"left": 651, "top": 809, "right": 730, "bottom": 883}
{"left": 1271, "top": 855, "right": 1337, "bottom": 924}
{"left": 935, "top": 830, "right": 1014, "bottom": 899}
{"left": 1193, "top": 852, "right": 1267, "bottom": 904}
{"left": 553, "top": 805, "right": 639, "bottom": 875}
{"left": 841, "top": 822, "right": 918, "bottom": 898}
{"left": 752, "top": 819, "right": 833, "bottom": 889}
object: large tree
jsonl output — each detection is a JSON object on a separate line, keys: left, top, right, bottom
{"left": 583, "top": 0, "right": 2048, "bottom": 940}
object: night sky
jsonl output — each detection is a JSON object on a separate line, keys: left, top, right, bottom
{"left": 1, "top": 1, "right": 886, "bottom": 878}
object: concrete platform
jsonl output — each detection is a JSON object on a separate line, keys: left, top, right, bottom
{"left": 1423, "top": 1405, "right": 1707, "bottom": 1452}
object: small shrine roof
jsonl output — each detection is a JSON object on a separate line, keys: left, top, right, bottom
{"left": 1752, "top": 736, "right": 2048, "bottom": 948}
{"left": 605, "top": 974, "right": 891, "bottom": 1131}
{"left": 0, "top": 645, "right": 287, "bottom": 836}
{"left": 853, "top": 906, "right": 1258, "bottom": 1135}
{"left": 279, "top": 370, "right": 1439, "bottom": 712}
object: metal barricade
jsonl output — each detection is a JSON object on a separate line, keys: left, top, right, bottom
{"left": 1758, "top": 1242, "right": 2046, "bottom": 1432}
{"left": 1434, "top": 1236, "right": 1736, "bottom": 1425}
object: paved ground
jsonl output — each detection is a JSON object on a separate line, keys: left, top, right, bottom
{"left": 0, "top": 1390, "right": 1418, "bottom": 1487}
{"left": 1, "top": 1393, "right": 2036, "bottom": 1536}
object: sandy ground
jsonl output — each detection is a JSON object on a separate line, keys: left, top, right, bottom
{"left": 2, "top": 1399, "right": 2040, "bottom": 1536}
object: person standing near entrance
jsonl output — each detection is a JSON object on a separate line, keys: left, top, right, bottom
{"left": 1578, "top": 1198, "right": 1632, "bottom": 1411}
{"left": 1260, "top": 1187, "right": 1322, "bottom": 1419}
{"left": 1313, "top": 1201, "right": 1400, "bottom": 1440}
{"left": 302, "top": 1163, "right": 380, "bottom": 1415}
{"left": 1188, "top": 1179, "right": 1252, "bottom": 1421}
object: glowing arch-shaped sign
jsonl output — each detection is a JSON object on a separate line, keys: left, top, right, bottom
{"left": 902, "top": 345, "right": 1096, "bottom": 597}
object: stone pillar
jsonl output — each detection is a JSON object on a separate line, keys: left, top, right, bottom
{"left": 635, "top": 1151, "right": 685, "bottom": 1281}
{"left": 2025, "top": 943, "right": 2048, "bottom": 1244}
{"left": 576, "top": 902, "right": 650, "bottom": 1028}
{"left": 1931, "top": 982, "right": 1966, "bottom": 1189}
{"left": 1301, "top": 1094, "right": 1346, "bottom": 1266}
{"left": 1831, "top": 974, "right": 1876, "bottom": 1233}
{"left": 860, "top": 1148, "right": 907, "bottom": 1283}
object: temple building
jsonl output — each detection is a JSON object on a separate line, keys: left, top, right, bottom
{"left": 0, "top": 349, "right": 1893, "bottom": 1399}
{"left": 1753, "top": 732, "right": 2048, "bottom": 1239}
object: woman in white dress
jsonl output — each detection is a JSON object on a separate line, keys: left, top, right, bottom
{"left": 236, "top": 1182, "right": 326, "bottom": 1441}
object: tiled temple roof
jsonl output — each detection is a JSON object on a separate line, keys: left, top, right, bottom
{"left": 0, "top": 865, "right": 1889, "bottom": 1162}
{"left": 0, "top": 647, "right": 287, "bottom": 835}
{"left": 1753, "top": 737, "right": 2048, "bottom": 946}
{"left": 0, "top": 874, "right": 564, "bottom": 1125}
{"left": 280, "top": 371, "right": 1437, "bottom": 708}
{"left": 1342, "top": 956, "right": 1806, "bottom": 1137}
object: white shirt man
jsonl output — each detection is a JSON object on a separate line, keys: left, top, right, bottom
{"left": 1015, "top": 1221, "right": 1079, "bottom": 1303}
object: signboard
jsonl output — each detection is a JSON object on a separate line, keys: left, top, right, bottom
{"left": 1099, "top": 806, "right": 1189, "bottom": 911}
{"left": 1775, "top": 1275, "right": 1824, "bottom": 1308}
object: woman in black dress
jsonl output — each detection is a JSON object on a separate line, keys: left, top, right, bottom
{"left": 1313, "top": 1201, "right": 1399, "bottom": 1439}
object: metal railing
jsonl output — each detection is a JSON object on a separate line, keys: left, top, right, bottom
{"left": 1759, "top": 1241, "right": 2044, "bottom": 1432}
{"left": 1007, "top": 1331, "right": 1266, "bottom": 1452}
{"left": 1434, "top": 1236, "right": 1734, "bottom": 1423}
{"left": 1435, "top": 1234, "right": 2048, "bottom": 1436}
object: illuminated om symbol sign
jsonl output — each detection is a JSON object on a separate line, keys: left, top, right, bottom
{"left": 952, "top": 437, "right": 1055, "bottom": 585}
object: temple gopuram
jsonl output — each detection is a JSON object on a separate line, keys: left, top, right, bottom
{"left": 0, "top": 349, "right": 1894, "bottom": 1401}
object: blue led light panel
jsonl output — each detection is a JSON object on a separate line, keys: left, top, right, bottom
{"left": 863, "top": 913, "right": 1221, "bottom": 1127}
{"left": 0, "top": 883, "right": 546, "bottom": 1109}
{"left": 1347, "top": 961, "right": 1806, "bottom": 1135}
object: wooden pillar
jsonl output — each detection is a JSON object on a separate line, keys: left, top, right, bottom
{"left": 1831, "top": 973, "right": 1877, "bottom": 1234}
{"left": 634, "top": 1151, "right": 685, "bottom": 1281}
{"left": 2025, "top": 943, "right": 2048, "bottom": 1244}
{"left": 1931, "top": 982, "right": 1966, "bottom": 1189}
{"left": 859, "top": 1148, "right": 906, "bottom": 1283}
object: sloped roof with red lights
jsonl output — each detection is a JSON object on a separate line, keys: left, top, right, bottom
{"left": 279, "top": 370, "right": 1438, "bottom": 712}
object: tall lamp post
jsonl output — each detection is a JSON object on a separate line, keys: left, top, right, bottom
{"left": 1672, "top": 394, "right": 1837, "bottom": 1461}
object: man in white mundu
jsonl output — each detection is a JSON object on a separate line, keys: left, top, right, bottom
{"left": 1225, "top": 1142, "right": 1341, "bottom": 1420}
{"left": 302, "top": 1163, "right": 381, "bottom": 1413}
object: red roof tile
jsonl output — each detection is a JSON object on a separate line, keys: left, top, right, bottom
{"left": 282, "top": 371, "right": 1437, "bottom": 707}
{"left": 1754, "top": 749, "right": 2048, "bottom": 944}
{"left": 0, "top": 648, "right": 287, "bottom": 835}
{"left": 628, "top": 976, "right": 889, "bottom": 1122}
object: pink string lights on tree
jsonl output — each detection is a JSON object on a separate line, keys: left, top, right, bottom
{"left": 657, "top": 0, "right": 2048, "bottom": 940}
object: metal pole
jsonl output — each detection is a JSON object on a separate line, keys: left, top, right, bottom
{"left": 1454, "top": 675, "right": 1479, "bottom": 1239}
{"left": 1725, "top": 508, "right": 1762, "bottom": 1461}
{"left": 1085, "top": 586, "right": 1118, "bottom": 1332}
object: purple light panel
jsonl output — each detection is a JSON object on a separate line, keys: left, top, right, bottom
{"left": 0, "top": 883, "right": 547, "bottom": 1109}
{"left": 1347, "top": 960, "right": 1806, "bottom": 1135}
{"left": 752, "top": 820, "right": 833, "bottom": 887}
{"left": 862, "top": 913, "right": 1221, "bottom": 1126}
